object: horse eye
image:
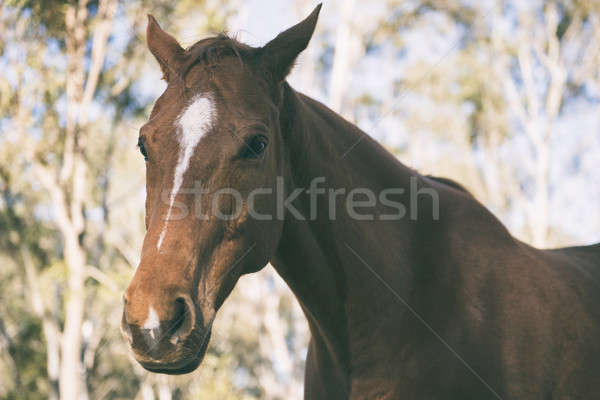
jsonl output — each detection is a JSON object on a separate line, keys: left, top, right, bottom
{"left": 137, "top": 137, "right": 149, "bottom": 161}
{"left": 242, "top": 135, "right": 268, "bottom": 159}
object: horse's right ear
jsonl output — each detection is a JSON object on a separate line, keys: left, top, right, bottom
{"left": 260, "top": 4, "right": 322, "bottom": 82}
{"left": 146, "top": 15, "right": 184, "bottom": 81}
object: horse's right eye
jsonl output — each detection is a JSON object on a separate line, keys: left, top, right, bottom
{"left": 137, "top": 137, "right": 149, "bottom": 161}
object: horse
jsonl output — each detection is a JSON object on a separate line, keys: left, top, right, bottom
{"left": 121, "top": 5, "right": 600, "bottom": 399}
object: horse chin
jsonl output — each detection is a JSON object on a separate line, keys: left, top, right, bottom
{"left": 137, "top": 327, "right": 212, "bottom": 375}
{"left": 141, "top": 357, "right": 202, "bottom": 375}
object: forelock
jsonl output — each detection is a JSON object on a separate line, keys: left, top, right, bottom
{"left": 181, "top": 34, "right": 255, "bottom": 77}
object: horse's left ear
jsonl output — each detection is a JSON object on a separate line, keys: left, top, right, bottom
{"left": 260, "top": 4, "right": 322, "bottom": 82}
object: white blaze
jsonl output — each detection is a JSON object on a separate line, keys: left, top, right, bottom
{"left": 157, "top": 94, "right": 215, "bottom": 251}
{"left": 143, "top": 306, "right": 160, "bottom": 331}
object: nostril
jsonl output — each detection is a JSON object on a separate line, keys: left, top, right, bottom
{"left": 120, "top": 293, "right": 196, "bottom": 351}
{"left": 168, "top": 296, "right": 195, "bottom": 345}
{"left": 170, "top": 298, "right": 186, "bottom": 333}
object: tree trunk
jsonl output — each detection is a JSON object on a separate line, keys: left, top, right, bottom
{"left": 328, "top": 0, "right": 358, "bottom": 117}
{"left": 59, "top": 231, "right": 87, "bottom": 400}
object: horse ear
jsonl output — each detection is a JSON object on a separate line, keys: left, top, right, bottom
{"left": 260, "top": 4, "right": 322, "bottom": 81}
{"left": 146, "top": 15, "right": 184, "bottom": 81}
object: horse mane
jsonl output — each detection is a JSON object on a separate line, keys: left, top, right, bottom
{"left": 183, "top": 33, "right": 253, "bottom": 75}
{"left": 426, "top": 175, "right": 472, "bottom": 195}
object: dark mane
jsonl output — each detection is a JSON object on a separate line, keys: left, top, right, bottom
{"left": 426, "top": 175, "right": 472, "bottom": 195}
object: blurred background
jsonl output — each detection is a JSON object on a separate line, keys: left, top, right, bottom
{"left": 0, "top": 0, "right": 599, "bottom": 398}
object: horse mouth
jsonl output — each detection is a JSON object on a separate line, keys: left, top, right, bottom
{"left": 137, "top": 327, "right": 212, "bottom": 375}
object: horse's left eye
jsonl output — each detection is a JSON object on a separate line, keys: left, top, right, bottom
{"left": 137, "top": 137, "right": 149, "bottom": 161}
{"left": 242, "top": 135, "right": 268, "bottom": 159}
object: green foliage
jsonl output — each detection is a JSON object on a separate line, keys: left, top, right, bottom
{"left": 5, "top": 0, "right": 71, "bottom": 37}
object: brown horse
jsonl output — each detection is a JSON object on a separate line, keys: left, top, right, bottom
{"left": 122, "top": 5, "right": 600, "bottom": 399}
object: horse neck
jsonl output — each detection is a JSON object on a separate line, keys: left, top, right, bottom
{"left": 270, "top": 83, "right": 424, "bottom": 372}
